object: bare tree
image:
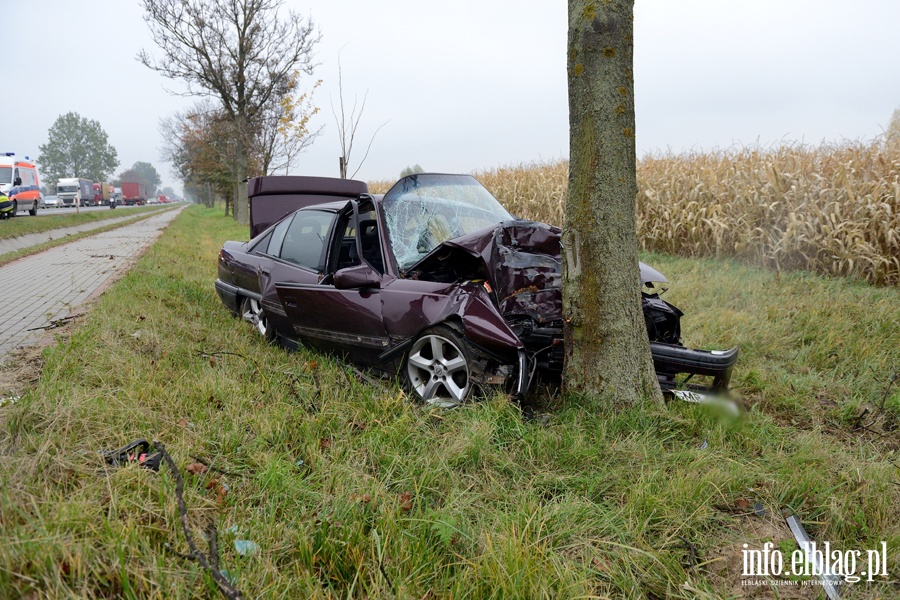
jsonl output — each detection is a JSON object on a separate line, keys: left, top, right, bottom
{"left": 332, "top": 56, "right": 387, "bottom": 179}
{"left": 563, "top": 0, "right": 662, "bottom": 405}
{"left": 139, "top": 0, "right": 320, "bottom": 225}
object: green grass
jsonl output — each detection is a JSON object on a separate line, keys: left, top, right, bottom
{"left": 0, "top": 205, "right": 170, "bottom": 241}
{"left": 0, "top": 206, "right": 897, "bottom": 598}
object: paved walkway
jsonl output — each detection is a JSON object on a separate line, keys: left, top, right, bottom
{"left": 0, "top": 208, "right": 170, "bottom": 257}
{"left": 0, "top": 206, "right": 186, "bottom": 363}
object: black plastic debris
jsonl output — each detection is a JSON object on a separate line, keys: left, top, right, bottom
{"left": 101, "top": 438, "right": 162, "bottom": 471}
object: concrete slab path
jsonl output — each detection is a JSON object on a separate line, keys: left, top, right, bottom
{"left": 0, "top": 206, "right": 186, "bottom": 363}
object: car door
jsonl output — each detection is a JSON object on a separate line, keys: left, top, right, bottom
{"left": 273, "top": 203, "right": 389, "bottom": 364}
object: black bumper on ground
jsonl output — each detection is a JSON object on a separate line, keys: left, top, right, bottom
{"left": 650, "top": 342, "right": 739, "bottom": 392}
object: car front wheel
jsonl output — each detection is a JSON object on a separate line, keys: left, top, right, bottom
{"left": 405, "top": 325, "right": 472, "bottom": 408}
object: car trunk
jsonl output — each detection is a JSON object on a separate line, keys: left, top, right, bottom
{"left": 248, "top": 176, "right": 368, "bottom": 239}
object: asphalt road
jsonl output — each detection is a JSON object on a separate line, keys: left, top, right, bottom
{"left": 0, "top": 206, "right": 185, "bottom": 364}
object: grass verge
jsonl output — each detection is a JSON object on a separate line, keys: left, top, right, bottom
{"left": 0, "top": 205, "right": 170, "bottom": 241}
{"left": 0, "top": 205, "right": 897, "bottom": 598}
{"left": 0, "top": 207, "right": 177, "bottom": 268}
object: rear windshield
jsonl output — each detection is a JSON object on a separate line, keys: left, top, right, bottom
{"left": 0, "top": 167, "right": 11, "bottom": 183}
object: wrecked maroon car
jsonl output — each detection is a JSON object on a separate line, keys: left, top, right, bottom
{"left": 215, "top": 173, "right": 737, "bottom": 406}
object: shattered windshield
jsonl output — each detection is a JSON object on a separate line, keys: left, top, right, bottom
{"left": 382, "top": 174, "right": 512, "bottom": 270}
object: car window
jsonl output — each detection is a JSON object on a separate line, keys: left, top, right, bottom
{"left": 279, "top": 210, "right": 335, "bottom": 271}
{"left": 264, "top": 215, "right": 292, "bottom": 256}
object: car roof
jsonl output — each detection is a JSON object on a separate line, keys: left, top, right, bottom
{"left": 295, "top": 199, "right": 351, "bottom": 213}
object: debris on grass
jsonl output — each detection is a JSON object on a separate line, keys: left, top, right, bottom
{"left": 0, "top": 395, "right": 21, "bottom": 408}
{"left": 101, "top": 438, "right": 161, "bottom": 471}
{"left": 154, "top": 441, "right": 244, "bottom": 600}
{"left": 672, "top": 389, "right": 741, "bottom": 418}
{"left": 783, "top": 509, "right": 842, "bottom": 600}
{"left": 234, "top": 540, "right": 260, "bottom": 556}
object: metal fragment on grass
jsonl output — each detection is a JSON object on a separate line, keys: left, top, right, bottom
{"left": 783, "top": 510, "right": 841, "bottom": 600}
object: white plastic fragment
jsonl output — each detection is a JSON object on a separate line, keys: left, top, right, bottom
{"left": 672, "top": 389, "right": 740, "bottom": 418}
{"left": 234, "top": 539, "right": 260, "bottom": 556}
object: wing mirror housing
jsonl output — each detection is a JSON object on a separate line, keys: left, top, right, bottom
{"left": 334, "top": 264, "right": 381, "bottom": 290}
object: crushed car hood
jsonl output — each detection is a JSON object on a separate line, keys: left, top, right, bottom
{"left": 405, "top": 220, "right": 666, "bottom": 325}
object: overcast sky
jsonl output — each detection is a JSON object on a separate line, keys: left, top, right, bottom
{"left": 5, "top": 1, "right": 900, "bottom": 192}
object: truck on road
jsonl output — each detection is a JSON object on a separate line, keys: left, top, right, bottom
{"left": 92, "top": 182, "right": 112, "bottom": 206}
{"left": 121, "top": 182, "right": 146, "bottom": 206}
{"left": 57, "top": 178, "right": 93, "bottom": 208}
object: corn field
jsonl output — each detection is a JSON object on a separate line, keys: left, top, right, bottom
{"left": 371, "top": 141, "right": 899, "bottom": 285}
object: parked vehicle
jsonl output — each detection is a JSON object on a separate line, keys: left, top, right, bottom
{"left": 121, "top": 182, "right": 146, "bottom": 206}
{"left": 214, "top": 174, "right": 738, "bottom": 407}
{"left": 56, "top": 178, "right": 93, "bottom": 208}
{"left": 0, "top": 153, "right": 43, "bottom": 216}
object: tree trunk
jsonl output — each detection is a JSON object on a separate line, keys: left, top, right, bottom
{"left": 563, "top": 0, "right": 662, "bottom": 406}
{"left": 233, "top": 116, "right": 250, "bottom": 225}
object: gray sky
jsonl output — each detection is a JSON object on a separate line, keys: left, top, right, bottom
{"left": 5, "top": 1, "right": 900, "bottom": 192}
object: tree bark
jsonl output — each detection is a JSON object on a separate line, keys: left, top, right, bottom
{"left": 563, "top": 0, "right": 662, "bottom": 405}
{"left": 233, "top": 115, "right": 250, "bottom": 225}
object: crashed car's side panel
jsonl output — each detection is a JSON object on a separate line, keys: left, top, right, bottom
{"left": 276, "top": 281, "right": 388, "bottom": 363}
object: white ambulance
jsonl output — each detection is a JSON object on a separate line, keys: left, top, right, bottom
{"left": 0, "top": 153, "right": 43, "bottom": 216}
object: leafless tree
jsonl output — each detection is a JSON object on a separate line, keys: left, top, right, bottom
{"left": 139, "top": 0, "right": 320, "bottom": 224}
{"left": 563, "top": 0, "right": 662, "bottom": 405}
{"left": 332, "top": 56, "right": 387, "bottom": 179}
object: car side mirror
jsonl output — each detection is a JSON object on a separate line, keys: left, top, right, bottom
{"left": 334, "top": 264, "right": 381, "bottom": 290}
{"left": 14, "top": 177, "right": 21, "bottom": 186}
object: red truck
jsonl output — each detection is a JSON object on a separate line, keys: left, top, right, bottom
{"left": 121, "top": 182, "right": 146, "bottom": 206}
{"left": 92, "top": 182, "right": 112, "bottom": 206}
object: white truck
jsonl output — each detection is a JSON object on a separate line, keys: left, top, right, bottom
{"left": 56, "top": 178, "right": 93, "bottom": 208}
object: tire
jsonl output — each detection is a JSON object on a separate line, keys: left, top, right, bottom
{"left": 29, "top": 201, "right": 37, "bottom": 216}
{"left": 240, "top": 296, "right": 273, "bottom": 342}
{"left": 9, "top": 201, "right": 16, "bottom": 218}
{"left": 404, "top": 324, "right": 473, "bottom": 407}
